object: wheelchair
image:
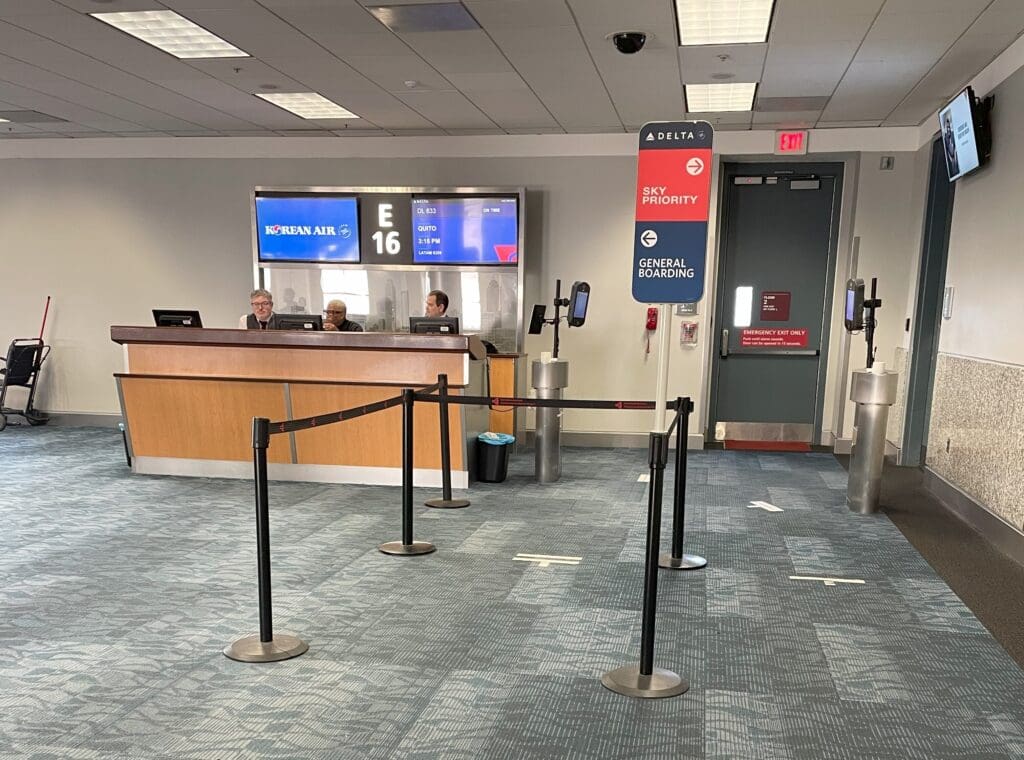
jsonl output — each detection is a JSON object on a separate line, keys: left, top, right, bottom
{"left": 0, "top": 338, "right": 51, "bottom": 432}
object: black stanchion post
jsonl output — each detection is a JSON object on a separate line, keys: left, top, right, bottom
{"left": 601, "top": 431, "right": 688, "bottom": 698}
{"left": 425, "top": 373, "right": 470, "bottom": 509}
{"left": 380, "top": 389, "right": 436, "bottom": 556}
{"left": 660, "top": 398, "right": 707, "bottom": 571}
{"left": 224, "top": 417, "right": 308, "bottom": 663}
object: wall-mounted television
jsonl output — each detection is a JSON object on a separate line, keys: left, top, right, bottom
{"left": 255, "top": 194, "right": 360, "bottom": 263}
{"left": 938, "top": 86, "right": 992, "bottom": 182}
{"left": 411, "top": 196, "right": 518, "bottom": 265}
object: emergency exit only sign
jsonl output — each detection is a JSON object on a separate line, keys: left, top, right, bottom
{"left": 632, "top": 121, "right": 714, "bottom": 303}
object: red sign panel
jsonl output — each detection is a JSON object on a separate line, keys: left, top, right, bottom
{"left": 760, "top": 291, "right": 791, "bottom": 321}
{"left": 740, "top": 328, "right": 809, "bottom": 348}
{"left": 775, "top": 130, "right": 808, "bottom": 155}
{"left": 635, "top": 147, "right": 713, "bottom": 222}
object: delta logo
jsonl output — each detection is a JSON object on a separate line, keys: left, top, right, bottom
{"left": 265, "top": 223, "right": 352, "bottom": 237}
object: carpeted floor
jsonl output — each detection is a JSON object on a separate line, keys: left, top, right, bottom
{"left": 2, "top": 426, "right": 1023, "bottom": 759}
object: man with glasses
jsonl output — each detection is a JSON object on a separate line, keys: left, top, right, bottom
{"left": 322, "top": 299, "right": 363, "bottom": 332}
{"left": 238, "top": 288, "right": 281, "bottom": 330}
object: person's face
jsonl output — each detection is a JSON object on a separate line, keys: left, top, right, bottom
{"left": 425, "top": 295, "right": 444, "bottom": 317}
{"left": 323, "top": 305, "right": 346, "bottom": 326}
{"left": 251, "top": 296, "right": 273, "bottom": 320}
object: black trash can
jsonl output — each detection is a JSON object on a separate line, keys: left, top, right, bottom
{"left": 476, "top": 433, "right": 514, "bottom": 483}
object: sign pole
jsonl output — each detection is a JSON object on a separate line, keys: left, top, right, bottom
{"left": 603, "top": 120, "right": 713, "bottom": 700}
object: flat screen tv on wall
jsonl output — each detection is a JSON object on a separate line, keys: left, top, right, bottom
{"left": 255, "top": 194, "right": 360, "bottom": 263}
{"left": 938, "top": 86, "right": 992, "bottom": 182}
{"left": 410, "top": 196, "right": 519, "bottom": 265}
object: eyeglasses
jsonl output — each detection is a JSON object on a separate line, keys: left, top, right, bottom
{"left": 324, "top": 310, "right": 345, "bottom": 315}
{"left": 251, "top": 301, "right": 272, "bottom": 308}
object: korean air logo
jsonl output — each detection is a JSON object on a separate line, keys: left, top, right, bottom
{"left": 266, "top": 224, "right": 282, "bottom": 235}
{"left": 338, "top": 224, "right": 352, "bottom": 239}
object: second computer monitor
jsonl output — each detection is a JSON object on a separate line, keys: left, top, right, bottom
{"left": 153, "top": 309, "right": 203, "bottom": 327}
{"left": 276, "top": 313, "right": 323, "bottom": 331}
{"left": 409, "top": 316, "right": 460, "bottom": 335}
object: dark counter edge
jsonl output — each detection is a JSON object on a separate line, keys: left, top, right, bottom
{"left": 111, "top": 325, "right": 487, "bottom": 360}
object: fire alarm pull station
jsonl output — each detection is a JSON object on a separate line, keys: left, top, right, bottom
{"left": 646, "top": 307, "right": 658, "bottom": 331}
{"left": 680, "top": 321, "right": 698, "bottom": 345}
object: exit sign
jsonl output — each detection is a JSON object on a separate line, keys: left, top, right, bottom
{"left": 775, "top": 130, "right": 808, "bottom": 155}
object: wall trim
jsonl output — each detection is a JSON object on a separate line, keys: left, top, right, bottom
{"left": 935, "top": 351, "right": 1024, "bottom": 370}
{"left": 524, "top": 430, "right": 705, "bottom": 450}
{"left": 923, "top": 467, "right": 1024, "bottom": 566}
{"left": 40, "top": 412, "right": 123, "bottom": 428}
{"left": 0, "top": 127, "right": 922, "bottom": 161}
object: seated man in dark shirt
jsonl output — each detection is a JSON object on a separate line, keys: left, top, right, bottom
{"left": 322, "top": 299, "right": 363, "bottom": 332}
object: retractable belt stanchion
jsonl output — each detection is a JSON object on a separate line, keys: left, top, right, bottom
{"left": 225, "top": 417, "right": 308, "bottom": 663}
{"left": 424, "top": 373, "right": 470, "bottom": 509}
{"left": 601, "top": 431, "right": 688, "bottom": 698}
{"left": 659, "top": 397, "right": 706, "bottom": 571}
{"left": 380, "top": 388, "right": 436, "bottom": 556}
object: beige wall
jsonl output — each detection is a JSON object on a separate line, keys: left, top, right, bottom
{"left": 0, "top": 146, "right": 926, "bottom": 442}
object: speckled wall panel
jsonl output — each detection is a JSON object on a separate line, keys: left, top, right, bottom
{"left": 886, "top": 346, "right": 909, "bottom": 448}
{"left": 927, "top": 353, "right": 1024, "bottom": 530}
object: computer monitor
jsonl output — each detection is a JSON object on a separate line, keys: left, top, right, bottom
{"left": 275, "top": 313, "right": 323, "bottom": 331}
{"left": 409, "top": 316, "right": 460, "bottom": 335}
{"left": 844, "top": 279, "right": 865, "bottom": 331}
{"left": 153, "top": 309, "right": 203, "bottom": 328}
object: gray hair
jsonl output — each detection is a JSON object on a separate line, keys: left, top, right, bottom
{"left": 250, "top": 288, "right": 273, "bottom": 302}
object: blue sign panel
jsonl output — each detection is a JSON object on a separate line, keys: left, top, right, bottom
{"left": 632, "top": 222, "right": 708, "bottom": 302}
{"left": 411, "top": 197, "right": 518, "bottom": 265}
{"left": 631, "top": 121, "right": 714, "bottom": 303}
{"left": 255, "top": 195, "right": 360, "bottom": 263}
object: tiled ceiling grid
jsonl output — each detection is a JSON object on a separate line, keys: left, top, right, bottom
{"left": 0, "top": 0, "right": 1022, "bottom": 138}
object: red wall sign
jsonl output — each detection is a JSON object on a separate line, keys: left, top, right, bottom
{"left": 740, "top": 328, "right": 809, "bottom": 348}
{"left": 760, "top": 291, "right": 791, "bottom": 321}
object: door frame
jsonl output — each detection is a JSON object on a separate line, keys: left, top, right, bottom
{"left": 706, "top": 161, "right": 845, "bottom": 444}
{"left": 900, "top": 137, "right": 954, "bottom": 465}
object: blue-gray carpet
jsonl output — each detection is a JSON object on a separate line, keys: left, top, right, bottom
{"left": 1, "top": 426, "right": 1023, "bottom": 759}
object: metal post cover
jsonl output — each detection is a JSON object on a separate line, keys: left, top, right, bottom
{"left": 532, "top": 359, "right": 569, "bottom": 483}
{"left": 847, "top": 368, "right": 898, "bottom": 515}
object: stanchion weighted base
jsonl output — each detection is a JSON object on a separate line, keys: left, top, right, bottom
{"left": 223, "top": 633, "right": 308, "bottom": 663}
{"left": 379, "top": 540, "right": 436, "bottom": 556}
{"left": 658, "top": 553, "right": 707, "bottom": 570}
{"left": 601, "top": 665, "right": 689, "bottom": 698}
{"left": 423, "top": 497, "right": 471, "bottom": 509}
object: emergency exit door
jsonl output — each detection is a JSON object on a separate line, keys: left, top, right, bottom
{"left": 709, "top": 163, "right": 843, "bottom": 445}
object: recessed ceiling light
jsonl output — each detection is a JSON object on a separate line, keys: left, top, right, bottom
{"left": 675, "top": 0, "right": 775, "bottom": 45}
{"left": 255, "top": 92, "right": 359, "bottom": 120}
{"left": 90, "top": 10, "right": 249, "bottom": 59}
{"left": 0, "top": 118, "right": 8, "bottom": 123}
{"left": 685, "top": 83, "right": 757, "bottom": 112}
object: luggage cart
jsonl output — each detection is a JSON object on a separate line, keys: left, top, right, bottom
{"left": 0, "top": 338, "right": 51, "bottom": 431}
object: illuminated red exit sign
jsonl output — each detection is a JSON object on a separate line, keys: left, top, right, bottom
{"left": 775, "top": 130, "right": 808, "bottom": 155}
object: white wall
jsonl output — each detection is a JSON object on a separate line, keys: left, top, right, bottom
{"left": 0, "top": 138, "right": 928, "bottom": 442}
{"left": 941, "top": 64, "right": 1024, "bottom": 366}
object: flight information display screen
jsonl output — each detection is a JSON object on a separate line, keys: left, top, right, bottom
{"left": 255, "top": 195, "right": 360, "bottom": 263}
{"left": 411, "top": 197, "right": 518, "bottom": 265}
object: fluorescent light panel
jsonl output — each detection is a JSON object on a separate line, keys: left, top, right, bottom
{"left": 686, "top": 83, "right": 757, "bottom": 112}
{"left": 0, "top": 118, "right": 8, "bottom": 123}
{"left": 256, "top": 92, "right": 359, "bottom": 120}
{"left": 90, "top": 10, "right": 248, "bottom": 59}
{"left": 676, "top": 0, "right": 775, "bottom": 45}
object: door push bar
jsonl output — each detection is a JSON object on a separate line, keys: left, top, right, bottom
{"left": 721, "top": 329, "right": 820, "bottom": 357}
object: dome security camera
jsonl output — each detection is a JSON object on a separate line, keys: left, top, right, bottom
{"left": 612, "top": 31, "right": 647, "bottom": 54}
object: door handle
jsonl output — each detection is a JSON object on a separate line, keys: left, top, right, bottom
{"left": 720, "top": 329, "right": 729, "bottom": 358}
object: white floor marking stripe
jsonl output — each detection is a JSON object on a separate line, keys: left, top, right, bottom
{"left": 748, "top": 501, "right": 783, "bottom": 512}
{"left": 516, "top": 553, "right": 583, "bottom": 561}
{"left": 513, "top": 557, "right": 580, "bottom": 567}
{"left": 790, "top": 575, "right": 865, "bottom": 587}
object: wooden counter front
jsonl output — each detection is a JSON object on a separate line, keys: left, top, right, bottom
{"left": 111, "top": 327, "right": 483, "bottom": 486}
